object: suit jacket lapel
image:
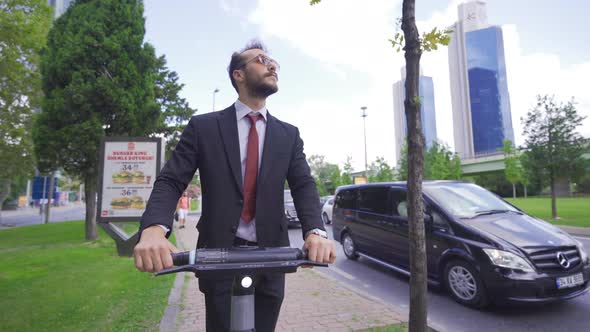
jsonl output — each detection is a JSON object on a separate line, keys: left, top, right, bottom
{"left": 218, "top": 105, "right": 243, "bottom": 195}
{"left": 258, "top": 112, "right": 278, "bottom": 187}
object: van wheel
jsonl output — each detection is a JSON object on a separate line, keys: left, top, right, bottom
{"left": 444, "top": 260, "right": 489, "bottom": 309}
{"left": 342, "top": 233, "right": 359, "bottom": 260}
{"left": 322, "top": 212, "right": 331, "bottom": 225}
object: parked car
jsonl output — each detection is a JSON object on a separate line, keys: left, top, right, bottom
{"left": 283, "top": 189, "right": 300, "bottom": 228}
{"left": 319, "top": 195, "right": 332, "bottom": 207}
{"left": 321, "top": 196, "right": 334, "bottom": 224}
{"left": 2, "top": 199, "right": 18, "bottom": 211}
{"left": 332, "top": 181, "right": 590, "bottom": 308}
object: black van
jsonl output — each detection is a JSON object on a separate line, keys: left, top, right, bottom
{"left": 332, "top": 181, "right": 590, "bottom": 308}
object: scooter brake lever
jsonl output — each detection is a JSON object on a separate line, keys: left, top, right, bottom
{"left": 155, "top": 265, "right": 194, "bottom": 276}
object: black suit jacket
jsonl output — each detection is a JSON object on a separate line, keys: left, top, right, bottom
{"left": 139, "top": 105, "right": 324, "bottom": 248}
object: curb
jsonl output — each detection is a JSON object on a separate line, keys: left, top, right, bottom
{"left": 159, "top": 228, "right": 186, "bottom": 332}
{"left": 159, "top": 273, "right": 185, "bottom": 332}
{"left": 558, "top": 225, "right": 590, "bottom": 237}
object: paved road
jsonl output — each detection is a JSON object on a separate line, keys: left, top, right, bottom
{"left": 3, "top": 207, "right": 589, "bottom": 331}
{"left": 0, "top": 204, "right": 85, "bottom": 229}
{"left": 288, "top": 225, "right": 590, "bottom": 332}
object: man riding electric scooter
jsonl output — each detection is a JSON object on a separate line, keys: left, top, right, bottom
{"left": 134, "top": 40, "right": 336, "bottom": 332}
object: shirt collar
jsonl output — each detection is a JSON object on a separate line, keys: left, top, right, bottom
{"left": 234, "top": 99, "right": 268, "bottom": 122}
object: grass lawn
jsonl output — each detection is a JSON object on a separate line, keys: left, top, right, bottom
{"left": 190, "top": 199, "right": 200, "bottom": 212}
{"left": 0, "top": 221, "right": 176, "bottom": 332}
{"left": 506, "top": 197, "right": 590, "bottom": 228}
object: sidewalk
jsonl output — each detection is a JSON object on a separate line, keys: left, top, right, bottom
{"left": 161, "top": 217, "right": 406, "bottom": 332}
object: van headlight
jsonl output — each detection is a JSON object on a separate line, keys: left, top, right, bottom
{"left": 574, "top": 239, "right": 589, "bottom": 264}
{"left": 483, "top": 249, "right": 535, "bottom": 272}
{"left": 581, "top": 247, "right": 589, "bottom": 264}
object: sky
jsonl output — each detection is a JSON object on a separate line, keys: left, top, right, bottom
{"left": 142, "top": 0, "right": 590, "bottom": 172}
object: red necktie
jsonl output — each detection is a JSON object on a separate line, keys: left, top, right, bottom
{"left": 241, "top": 113, "right": 263, "bottom": 223}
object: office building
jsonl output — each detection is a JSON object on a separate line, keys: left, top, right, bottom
{"left": 48, "top": 0, "right": 73, "bottom": 18}
{"left": 393, "top": 67, "right": 438, "bottom": 163}
{"left": 448, "top": 1, "right": 514, "bottom": 158}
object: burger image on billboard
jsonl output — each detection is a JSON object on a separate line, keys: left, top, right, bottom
{"left": 131, "top": 170, "right": 145, "bottom": 184}
{"left": 110, "top": 197, "right": 132, "bottom": 209}
{"left": 130, "top": 196, "right": 145, "bottom": 209}
{"left": 112, "top": 171, "right": 132, "bottom": 184}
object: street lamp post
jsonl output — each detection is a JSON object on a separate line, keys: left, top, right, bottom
{"left": 212, "top": 88, "right": 220, "bottom": 112}
{"left": 361, "top": 106, "right": 368, "bottom": 179}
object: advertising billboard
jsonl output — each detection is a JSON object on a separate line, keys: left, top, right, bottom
{"left": 97, "top": 137, "right": 163, "bottom": 223}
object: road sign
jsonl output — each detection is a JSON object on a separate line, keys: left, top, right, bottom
{"left": 353, "top": 176, "right": 368, "bottom": 184}
{"left": 32, "top": 176, "right": 57, "bottom": 199}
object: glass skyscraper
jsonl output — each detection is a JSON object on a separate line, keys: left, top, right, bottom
{"left": 48, "top": 0, "right": 73, "bottom": 18}
{"left": 419, "top": 77, "right": 437, "bottom": 148}
{"left": 393, "top": 67, "right": 438, "bottom": 163}
{"left": 448, "top": 1, "right": 514, "bottom": 159}
{"left": 466, "top": 26, "right": 514, "bottom": 155}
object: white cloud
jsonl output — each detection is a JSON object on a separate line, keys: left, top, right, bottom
{"left": 502, "top": 24, "right": 590, "bottom": 143}
{"left": 247, "top": 0, "right": 589, "bottom": 171}
{"left": 219, "top": 0, "right": 240, "bottom": 15}
{"left": 250, "top": 0, "right": 402, "bottom": 78}
{"left": 248, "top": 0, "right": 407, "bottom": 171}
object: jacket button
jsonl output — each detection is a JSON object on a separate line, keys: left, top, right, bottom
{"left": 230, "top": 226, "right": 237, "bottom": 233}
{"left": 238, "top": 199, "right": 243, "bottom": 205}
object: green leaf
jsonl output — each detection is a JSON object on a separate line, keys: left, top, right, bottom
{"left": 420, "top": 26, "right": 453, "bottom": 53}
{"left": 36, "top": 0, "right": 195, "bottom": 181}
{"left": 1, "top": 0, "right": 53, "bottom": 180}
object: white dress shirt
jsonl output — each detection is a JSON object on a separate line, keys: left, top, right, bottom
{"left": 234, "top": 99, "right": 267, "bottom": 242}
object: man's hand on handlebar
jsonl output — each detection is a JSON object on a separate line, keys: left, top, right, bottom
{"left": 133, "top": 225, "right": 179, "bottom": 273}
{"left": 303, "top": 234, "right": 337, "bottom": 264}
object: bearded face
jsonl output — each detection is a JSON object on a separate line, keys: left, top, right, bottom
{"left": 243, "top": 66, "right": 278, "bottom": 98}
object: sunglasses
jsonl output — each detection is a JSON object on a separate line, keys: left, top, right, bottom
{"left": 240, "top": 54, "right": 280, "bottom": 72}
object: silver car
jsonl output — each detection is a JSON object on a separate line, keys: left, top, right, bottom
{"left": 321, "top": 196, "right": 334, "bottom": 224}
{"left": 284, "top": 189, "right": 300, "bottom": 227}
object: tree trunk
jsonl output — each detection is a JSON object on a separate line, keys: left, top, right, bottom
{"left": 84, "top": 174, "right": 98, "bottom": 241}
{"left": 512, "top": 183, "right": 516, "bottom": 199}
{"left": 550, "top": 171, "right": 558, "bottom": 219}
{"left": 44, "top": 171, "right": 56, "bottom": 224}
{"left": 524, "top": 184, "right": 527, "bottom": 198}
{"left": 0, "top": 179, "right": 11, "bottom": 224}
{"left": 402, "top": 1, "right": 427, "bottom": 331}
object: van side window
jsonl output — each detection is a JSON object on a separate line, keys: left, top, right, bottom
{"left": 358, "top": 187, "right": 389, "bottom": 214}
{"left": 336, "top": 189, "right": 357, "bottom": 209}
{"left": 390, "top": 189, "right": 408, "bottom": 218}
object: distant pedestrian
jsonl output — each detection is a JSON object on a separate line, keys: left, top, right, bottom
{"left": 177, "top": 191, "right": 190, "bottom": 229}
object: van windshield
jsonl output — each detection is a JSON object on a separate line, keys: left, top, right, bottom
{"left": 424, "top": 183, "right": 518, "bottom": 219}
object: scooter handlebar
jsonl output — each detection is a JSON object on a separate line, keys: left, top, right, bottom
{"left": 158, "top": 247, "right": 326, "bottom": 277}
{"left": 171, "top": 251, "right": 191, "bottom": 266}
{"left": 172, "top": 247, "right": 304, "bottom": 265}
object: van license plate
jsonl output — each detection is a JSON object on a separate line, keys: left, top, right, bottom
{"left": 556, "top": 273, "right": 584, "bottom": 289}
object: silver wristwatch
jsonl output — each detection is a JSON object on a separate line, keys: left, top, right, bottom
{"left": 305, "top": 228, "right": 328, "bottom": 239}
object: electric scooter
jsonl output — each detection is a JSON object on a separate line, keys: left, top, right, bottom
{"left": 156, "top": 246, "right": 328, "bottom": 332}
